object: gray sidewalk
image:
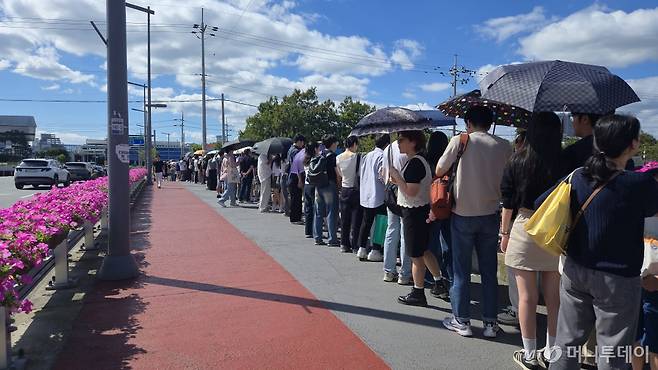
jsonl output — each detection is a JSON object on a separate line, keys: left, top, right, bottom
{"left": 186, "top": 183, "right": 527, "bottom": 369}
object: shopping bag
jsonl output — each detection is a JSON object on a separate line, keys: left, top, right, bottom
{"left": 524, "top": 180, "right": 573, "bottom": 256}
{"left": 642, "top": 238, "right": 658, "bottom": 277}
{"left": 372, "top": 214, "right": 388, "bottom": 246}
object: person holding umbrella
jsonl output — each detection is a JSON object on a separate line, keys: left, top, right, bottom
{"left": 389, "top": 130, "right": 443, "bottom": 307}
{"left": 257, "top": 151, "right": 273, "bottom": 212}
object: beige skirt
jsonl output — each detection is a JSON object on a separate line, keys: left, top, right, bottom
{"left": 505, "top": 208, "right": 559, "bottom": 272}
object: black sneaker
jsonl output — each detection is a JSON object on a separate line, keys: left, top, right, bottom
{"left": 340, "top": 245, "right": 352, "bottom": 253}
{"left": 513, "top": 349, "right": 539, "bottom": 370}
{"left": 315, "top": 240, "right": 327, "bottom": 246}
{"left": 430, "top": 280, "right": 450, "bottom": 300}
{"left": 397, "top": 288, "right": 427, "bottom": 307}
{"left": 328, "top": 242, "right": 340, "bottom": 248}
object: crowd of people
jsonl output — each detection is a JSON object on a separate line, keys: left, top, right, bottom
{"left": 153, "top": 107, "right": 658, "bottom": 370}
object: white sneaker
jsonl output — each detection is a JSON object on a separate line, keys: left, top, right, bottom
{"left": 397, "top": 275, "right": 412, "bottom": 285}
{"left": 483, "top": 322, "right": 501, "bottom": 338}
{"left": 367, "top": 250, "right": 383, "bottom": 262}
{"left": 356, "top": 247, "right": 367, "bottom": 260}
{"left": 442, "top": 316, "right": 473, "bottom": 337}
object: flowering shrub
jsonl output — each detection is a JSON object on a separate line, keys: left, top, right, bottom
{"left": 0, "top": 168, "right": 146, "bottom": 313}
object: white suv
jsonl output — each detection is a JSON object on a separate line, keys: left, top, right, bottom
{"left": 14, "top": 159, "right": 71, "bottom": 189}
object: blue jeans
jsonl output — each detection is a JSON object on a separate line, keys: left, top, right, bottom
{"left": 303, "top": 184, "right": 316, "bottom": 237}
{"left": 315, "top": 183, "right": 338, "bottom": 244}
{"left": 219, "top": 182, "right": 237, "bottom": 204}
{"left": 450, "top": 213, "right": 500, "bottom": 323}
{"left": 383, "top": 209, "right": 411, "bottom": 278}
{"left": 427, "top": 219, "right": 453, "bottom": 285}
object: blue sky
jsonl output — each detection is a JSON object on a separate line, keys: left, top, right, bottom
{"left": 1, "top": 0, "right": 657, "bottom": 145}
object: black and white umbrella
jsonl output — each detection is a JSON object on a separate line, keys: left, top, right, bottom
{"left": 252, "top": 137, "right": 293, "bottom": 156}
{"left": 349, "top": 107, "right": 454, "bottom": 136}
{"left": 480, "top": 60, "right": 640, "bottom": 114}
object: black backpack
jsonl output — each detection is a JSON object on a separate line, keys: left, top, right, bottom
{"left": 307, "top": 153, "right": 329, "bottom": 186}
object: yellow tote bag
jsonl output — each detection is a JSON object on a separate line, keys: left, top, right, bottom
{"left": 524, "top": 177, "right": 574, "bottom": 256}
{"left": 525, "top": 169, "right": 619, "bottom": 257}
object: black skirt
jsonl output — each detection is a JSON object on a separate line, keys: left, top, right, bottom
{"left": 401, "top": 204, "right": 431, "bottom": 258}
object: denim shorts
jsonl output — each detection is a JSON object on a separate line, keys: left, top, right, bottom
{"left": 637, "top": 291, "right": 658, "bottom": 353}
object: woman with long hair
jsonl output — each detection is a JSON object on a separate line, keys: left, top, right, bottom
{"left": 389, "top": 130, "right": 443, "bottom": 306}
{"left": 426, "top": 131, "right": 452, "bottom": 299}
{"left": 500, "top": 112, "right": 563, "bottom": 368}
{"left": 539, "top": 115, "right": 658, "bottom": 370}
{"left": 303, "top": 141, "right": 320, "bottom": 240}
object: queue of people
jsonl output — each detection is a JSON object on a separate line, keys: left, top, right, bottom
{"left": 157, "top": 107, "right": 658, "bottom": 370}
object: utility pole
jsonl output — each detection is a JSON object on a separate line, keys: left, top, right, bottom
{"left": 192, "top": 9, "right": 217, "bottom": 152}
{"left": 451, "top": 54, "right": 458, "bottom": 136}
{"left": 221, "top": 93, "right": 226, "bottom": 143}
{"left": 99, "top": 0, "right": 139, "bottom": 280}
{"left": 174, "top": 111, "right": 185, "bottom": 159}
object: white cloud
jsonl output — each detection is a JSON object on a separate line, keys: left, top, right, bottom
{"left": 401, "top": 102, "right": 435, "bottom": 111}
{"left": 622, "top": 76, "right": 658, "bottom": 137}
{"left": 419, "top": 82, "right": 451, "bottom": 92}
{"left": 402, "top": 90, "right": 416, "bottom": 99}
{"left": 0, "top": 59, "right": 10, "bottom": 70}
{"left": 478, "top": 6, "right": 555, "bottom": 43}
{"left": 390, "top": 39, "right": 424, "bottom": 70}
{"left": 41, "top": 83, "right": 60, "bottom": 91}
{"left": 518, "top": 6, "right": 658, "bottom": 67}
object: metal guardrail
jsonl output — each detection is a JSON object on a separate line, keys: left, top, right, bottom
{"left": 16, "top": 178, "right": 146, "bottom": 300}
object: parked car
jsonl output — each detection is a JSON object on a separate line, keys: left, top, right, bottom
{"left": 91, "top": 164, "right": 106, "bottom": 178}
{"left": 65, "top": 162, "right": 93, "bottom": 182}
{"left": 14, "top": 159, "right": 71, "bottom": 189}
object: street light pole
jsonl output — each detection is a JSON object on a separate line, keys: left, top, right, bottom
{"left": 99, "top": 0, "right": 139, "bottom": 281}
{"left": 126, "top": 2, "right": 155, "bottom": 183}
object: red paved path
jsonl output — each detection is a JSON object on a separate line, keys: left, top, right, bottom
{"left": 54, "top": 184, "right": 389, "bottom": 369}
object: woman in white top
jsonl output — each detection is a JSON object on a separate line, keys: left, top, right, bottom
{"left": 271, "top": 154, "right": 283, "bottom": 212}
{"left": 389, "top": 130, "right": 443, "bottom": 307}
{"left": 217, "top": 151, "right": 239, "bottom": 207}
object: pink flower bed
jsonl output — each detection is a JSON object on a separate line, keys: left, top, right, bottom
{"left": 0, "top": 168, "right": 146, "bottom": 313}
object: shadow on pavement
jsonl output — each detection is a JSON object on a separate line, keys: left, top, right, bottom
{"left": 16, "top": 188, "right": 154, "bottom": 370}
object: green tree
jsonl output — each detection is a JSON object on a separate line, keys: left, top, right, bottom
{"left": 190, "top": 143, "right": 202, "bottom": 152}
{"left": 240, "top": 88, "right": 373, "bottom": 143}
{"left": 335, "top": 97, "right": 376, "bottom": 140}
{"left": 640, "top": 131, "right": 658, "bottom": 161}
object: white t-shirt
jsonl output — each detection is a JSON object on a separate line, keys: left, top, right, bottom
{"left": 382, "top": 141, "right": 408, "bottom": 184}
{"left": 336, "top": 150, "right": 359, "bottom": 188}
{"left": 257, "top": 154, "right": 272, "bottom": 182}
{"left": 272, "top": 162, "right": 282, "bottom": 177}
{"left": 437, "top": 131, "right": 512, "bottom": 217}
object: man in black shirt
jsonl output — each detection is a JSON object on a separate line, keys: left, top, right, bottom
{"left": 153, "top": 155, "right": 164, "bottom": 189}
{"left": 314, "top": 135, "right": 341, "bottom": 246}
{"left": 561, "top": 112, "right": 634, "bottom": 176}
{"left": 238, "top": 149, "right": 255, "bottom": 202}
{"left": 286, "top": 135, "right": 305, "bottom": 222}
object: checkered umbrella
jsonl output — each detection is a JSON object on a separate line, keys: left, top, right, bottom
{"left": 437, "top": 90, "right": 532, "bottom": 127}
{"left": 350, "top": 107, "right": 452, "bottom": 136}
{"left": 480, "top": 60, "right": 640, "bottom": 114}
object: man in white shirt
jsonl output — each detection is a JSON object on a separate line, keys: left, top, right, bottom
{"left": 356, "top": 134, "right": 389, "bottom": 262}
{"left": 381, "top": 140, "right": 412, "bottom": 285}
{"left": 257, "top": 153, "right": 273, "bottom": 212}
{"left": 436, "top": 106, "right": 513, "bottom": 338}
{"left": 336, "top": 136, "right": 362, "bottom": 253}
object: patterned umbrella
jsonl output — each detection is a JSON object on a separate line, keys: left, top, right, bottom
{"left": 480, "top": 60, "right": 640, "bottom": 114}
{"left": 437, "top": 90, "right": 532, "bottom": 127}
{"left": 350, "top": 107, "right": 453, "bottom": 136}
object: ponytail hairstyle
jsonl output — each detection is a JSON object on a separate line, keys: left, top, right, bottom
{"left": 304, "top": 140, "right": 319, "bottom": 165}
{"left": 583, "top": 114, "right": 640, "bottom": 186}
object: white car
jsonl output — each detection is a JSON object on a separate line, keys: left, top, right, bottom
{"left": 14, "top": 159, "right": 71, "bottom": 189}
